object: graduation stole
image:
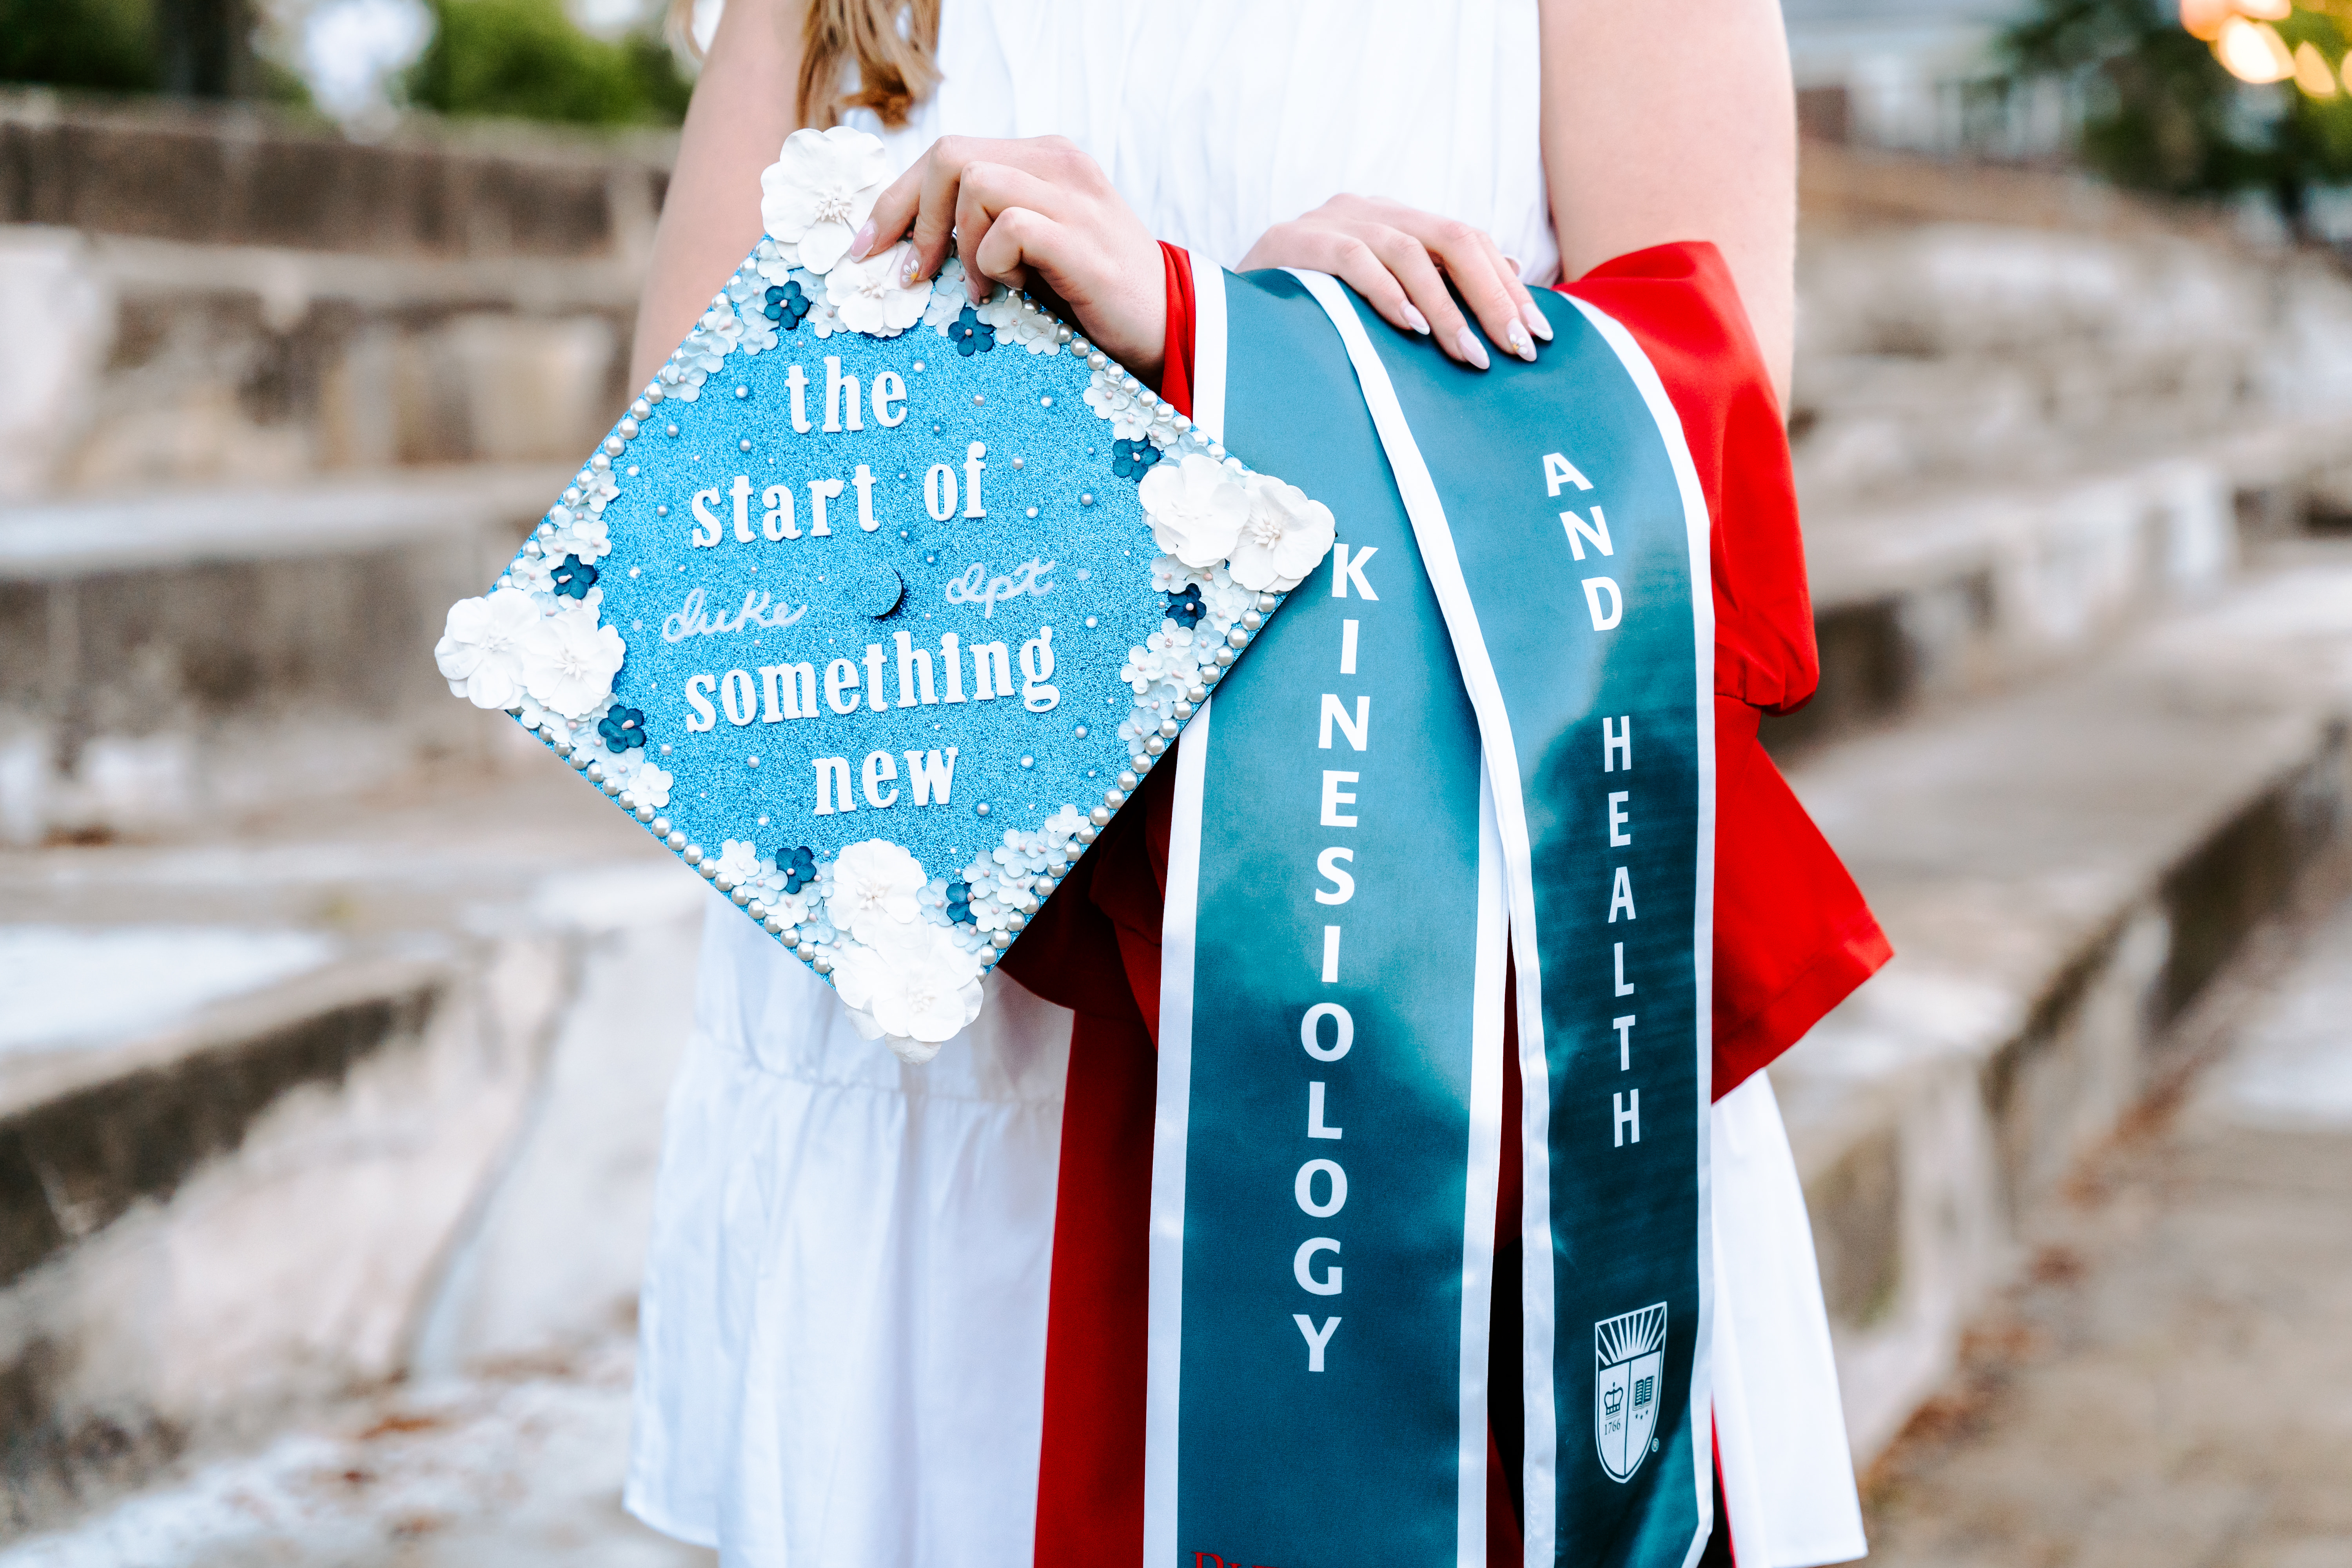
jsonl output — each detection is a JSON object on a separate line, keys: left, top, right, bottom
{"left": 1147, "top": 267, "right": 1717, "bottom": 1568}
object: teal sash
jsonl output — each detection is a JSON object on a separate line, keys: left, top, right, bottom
{"left": 1147, "top": 269, "right": 1716, "bottom": 1568}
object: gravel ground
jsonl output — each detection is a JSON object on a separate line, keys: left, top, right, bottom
{"left": 1862, "top": 892, "right": 2352, "bottom": 1568}
{"left": 0, "top": 1343, "right": 710, "bottom": 1568}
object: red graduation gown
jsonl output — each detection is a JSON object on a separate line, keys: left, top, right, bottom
{"left": 1003, "top": 241, "right": 1892, "bottom": 1565}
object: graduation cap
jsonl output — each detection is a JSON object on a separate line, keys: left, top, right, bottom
{"left": 435, "top": 126, "right": 1332, "bottom": 1062}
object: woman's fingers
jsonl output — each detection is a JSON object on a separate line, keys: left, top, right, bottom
{"left": 1240, "top": 196, "right": 1545, "bottom": 370}
{"left": 953, "top": 161, "right": 1079, "bottom": 299}
{"left": 967, "top": 204, "right": 1063, "bottom": 297}
{"left": 855, "top": 160, "right": 928, "bottom": 275}
{"left": 1404, "top": 214, "right": 1535, "bottom": 363}
{"left": 1246, "top": 222, "right": 1417, "bottom": 337}
{"left": 854, "top": 135, "right": 1011, "bottom": 287}
{"left": 833, "top": 132, "right": 1165, "bottom": 376}
{"left": 1478, "top": 227, "right": 1552, "bottom": 344}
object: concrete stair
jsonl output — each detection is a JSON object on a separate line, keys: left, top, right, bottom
{"left": 0, "top": 466, "right": 567, "bottom": 845}
{"left": 1777, "top": 541, "right": 2352, "bottom": 1455}
{"left": 0, "top": 768, "right": 706, "bottom": 1537}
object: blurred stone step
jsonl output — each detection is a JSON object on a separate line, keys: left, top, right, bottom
{"left": 1772, "top": 414, "right": 2352, "bottom": 755}
{"left": 0, "top": 766, "right": 705, "bottom": 1540}
{"left": 1788, "top": 218, "right": 2352, "bottom": 506}
{"left": 1771, "top": 541, "right": 2352, "bottom": 1460}
{"left": 0, "top": 464, "right": 567, "bottom": 845}
{"left": 0, "top": 91, "right": 669, "bottom": 264}
{"left": 1, "top": 226, "right": 642, "bottom": 501}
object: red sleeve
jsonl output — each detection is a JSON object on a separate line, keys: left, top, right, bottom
{"left": 1560, "top": 242, "right": 1817, "bottom": 715}
{"left": 999, "top": 243, "right": 1197, "bottom": 1031}
{"left": 1560, "top": 242, "right": 1891, "bottom": 1092}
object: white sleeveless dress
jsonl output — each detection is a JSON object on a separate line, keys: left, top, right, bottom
{"left": 625, "top": 5, "right": 1866, "bottom": 1564}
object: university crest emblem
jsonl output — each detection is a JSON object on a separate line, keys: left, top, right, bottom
{"left": 1594, "top": 1303, "right": 1668, "bottom": 1483}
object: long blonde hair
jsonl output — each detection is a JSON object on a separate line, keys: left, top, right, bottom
{"left": 669, "top": 0, "right": 941, "bottom": 130}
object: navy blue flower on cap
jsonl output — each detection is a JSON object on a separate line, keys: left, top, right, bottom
{"left": 598, "top": 704, "right": 648, "bottom": 753}
{"left": 550, "top": 554, "right": 599, "bottom": 599}
{"left": 951, "top": 305, "right": 996, "bottom": 356}
{"left": 766, "top": 281, "right": 815, "bottom": 330}
{"left": 1111, "top": 438, "right": 1162, "bottom": 480}
{"left": 1166, "top": 583, "right": 1205, "bottom": 629}
{"left": 945, "top": 880, "right": 975, "bottom": 925}
{"left": 777, "top": 844, "right": 819, "bottom": 894}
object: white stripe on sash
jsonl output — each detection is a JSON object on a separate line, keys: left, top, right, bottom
{"left": 1143, "top": 267, "right": 1228, "bottom": 1567}
{"left": 1459, "top": 772, "right": 1510, "bottom": 1565}
{"left": 1189, "top": 261, "right": 1228, "bottom": 446}
{"left": 1557, "top": 296, "right": 1721, "bottom": 1566}
{"left": 1289, "top": 269, "right": 1563, "bottom": 1564}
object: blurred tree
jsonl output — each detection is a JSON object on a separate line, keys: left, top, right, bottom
{"left": 0, "top": 0, "right": 162, "bottom": 91}
{"left": 156, "top": 0, "right": 255, "bottom": 96}
{"left": 403, "top": 0, "right": 691, "bottom": 126}
{"left": 2003, "top": 0, "right": 2352, "bottom": 238}
{"left": 0, "top": 0, "right": 308, "bottom": 104}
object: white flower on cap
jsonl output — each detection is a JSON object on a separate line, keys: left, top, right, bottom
{"left": 1229, "top": 475, "right": 1337, "bottom": 593}
{"left": 826, "top": 839, "right": 927, "bottom": 942}
{"left": 831, "top": 916, "right": 985, "bottom": 1063}
{"left": 760, "top": 125, "right": 892, "bottom": 276}
{"left": 1138, "top": 452, "right": 1248, "bottom": 571}
{"left": 826, "top": 241, "right": 933, "bottom": 336}
{"left": 519, "top": 605, "right": 625, "bottom": 718}
{"left": 435, "top": 588, "right": 542, "bottom": 709}
{"left": 716, "top": 840, "right": 764, "bottom": 884}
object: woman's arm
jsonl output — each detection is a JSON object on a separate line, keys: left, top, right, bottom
{"left": 1539, "top": 0, "right": 1796, "bottom": 408}
{"left": 628, "top": 0, "right": 807, "bottom": 389}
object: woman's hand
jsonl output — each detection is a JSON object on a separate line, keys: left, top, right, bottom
{"left": 1238, "top": 195, "right": 1549, "bottom": 370}
{"left": 849, "top": 135, "right": 1168, "bottom": 381}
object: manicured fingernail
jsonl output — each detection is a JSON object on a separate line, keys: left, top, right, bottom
{"left": 1402, "top": 302, "right": 1432, "bottom": 334}
{"left": 1522, "top": 302, "right": 1553, "bottom": 342}
{"left": 1507, "top": 321, "right": 1536, "bottom": 361}
{"left": 850, "top": 220, "right": 877, "bottom": 259}
{"left": 901, "top": 252, "right": 923, "bottom": 285}
{"left": 1455, "top": 327, "right": 1490, "bottom": 370}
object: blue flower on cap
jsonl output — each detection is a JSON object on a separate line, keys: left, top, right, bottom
{"left": 945, "top": 880, "right": 975, "bottom": 924}
{"left": 549, "top": 554, "right": 598, "bottom": 598}
{"left": 952, "top": 305, "right": 996, "bottom": 356}
{"left": 1112, "top": 437, "right": 1162, "bottom": 480}
{"left": 766, "top": 281, "right": 814, "bottom": 329}
{"left": 1167, "top": 584, "right": 1205, "bottom": 628}
{"left": 777, "top": 845, "right": 819, "bottom": 893}
{"left": 598, "top": 704, "right": 648, "bottom": 753}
